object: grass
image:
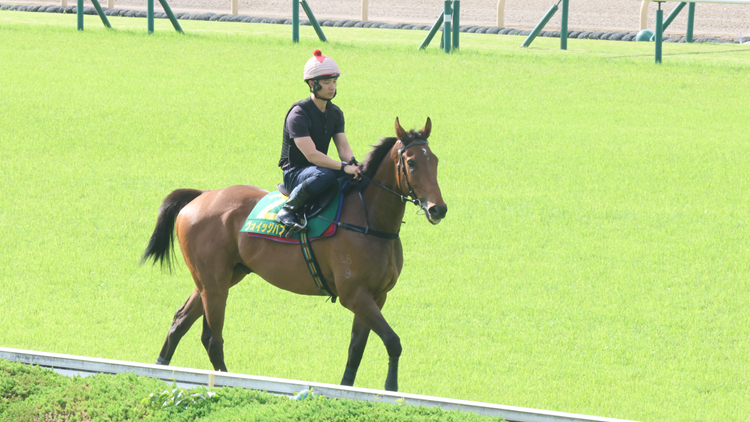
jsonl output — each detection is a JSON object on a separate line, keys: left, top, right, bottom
{"left": 0, "top": 359, "right": 503, "bottom": 421}
{"left": 1, "top": 9, "right": 750, "bottom": 422}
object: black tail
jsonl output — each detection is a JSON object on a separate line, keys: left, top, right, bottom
{"left": 140, "top": 189, "right": 204, "bottom": 272}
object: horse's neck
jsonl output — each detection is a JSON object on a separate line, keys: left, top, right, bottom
{"left": 362, "top": 147, "right": 407, "bottom": 235}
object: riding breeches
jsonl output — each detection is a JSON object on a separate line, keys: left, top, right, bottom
{"left": 282, "top": 165, "right": 345, "bottom": 197}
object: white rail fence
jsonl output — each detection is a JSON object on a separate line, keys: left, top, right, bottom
{"left": 55, "top": 0, "right": 500, "bottom": 24}
{"left": 45, "top": 0, "right": 750, "bottom": 34}
{"left": 640, "top": 0, "right": 750, "bottom": 30}
{"left": 0, "top": 346, "right": 640, "bottom": 422}
{"left": 58, "top": 0, "right": 375, "bottom": 18}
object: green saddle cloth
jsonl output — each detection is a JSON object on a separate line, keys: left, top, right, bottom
{"left": 240, "top": 188, "right": 342, "bottom": 243}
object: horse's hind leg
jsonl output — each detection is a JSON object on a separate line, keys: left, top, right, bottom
{"left": 201, "top": 316, "right": 212, "bottom": 353}
{"left": 341, "top": 316, "right": 371, "bottom": 386}
{"left": 156, "top": 288, "right": 204, "bottom": 365}
{"left": 200, "top": 287, "right": 230, "bottom": 372}
{"left": 198, "top": 265, "right": 247, "bottom": 371}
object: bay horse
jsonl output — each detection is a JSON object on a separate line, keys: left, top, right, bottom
{"left": 141, "top": 117, "right": 447, "bottom": 392}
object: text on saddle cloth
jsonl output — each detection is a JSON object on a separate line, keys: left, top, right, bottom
{"left": 240, "top": 181, "right": 345, "bottom": 243}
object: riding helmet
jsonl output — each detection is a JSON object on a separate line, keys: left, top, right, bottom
{"left": 303, "top": 49, "right": 340, "bottom": 81}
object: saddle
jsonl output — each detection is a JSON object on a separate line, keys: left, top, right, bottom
{"left": 277, "top": 181, "right": 342, "bottom": 222}
{"left": 240, "top": 180, "right": 347, "bottom": 243}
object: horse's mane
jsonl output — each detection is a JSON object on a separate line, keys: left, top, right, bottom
{"left": 346, "top": 129, "right": 426, "bottom": 193}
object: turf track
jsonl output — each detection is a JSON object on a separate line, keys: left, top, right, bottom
{"left": 1, "top": 11, "right": 749, "bottom": 421}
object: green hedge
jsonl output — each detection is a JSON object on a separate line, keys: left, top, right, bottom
{"left": 0, "top": 360, "right": 504, "bottom": 421}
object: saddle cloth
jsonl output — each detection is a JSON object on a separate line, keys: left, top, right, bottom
{"left": 240, "top": 183, "right": 344, "bottom": 243}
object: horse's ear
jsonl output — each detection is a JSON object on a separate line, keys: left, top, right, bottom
{"left": 421, "top": 117, "right": 432, "bottom": 139}
{"left": 395, "top": 117, "right": 407, "bottom": 141}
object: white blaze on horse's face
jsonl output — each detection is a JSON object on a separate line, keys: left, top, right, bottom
{"left": 394, "top": 117, "right": 448, "bottom": 225}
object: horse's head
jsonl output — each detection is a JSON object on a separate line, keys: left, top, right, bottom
{"left": 393, "top": 117, "right": 447, "bottom": 225}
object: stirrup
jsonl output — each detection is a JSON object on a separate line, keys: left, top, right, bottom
{"left": 280, "top": 215, "right": 308, "bottom": 238}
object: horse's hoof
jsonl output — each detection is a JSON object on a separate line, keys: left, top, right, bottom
{"left": 155, "top": 356, "right": 170, "bottom": 365}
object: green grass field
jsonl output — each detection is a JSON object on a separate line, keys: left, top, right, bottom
{"left": 1, "top": 10, "right": 749, "bottom": 422}
{"left": 1, "top": 359, "right": 504, "bottom": 422}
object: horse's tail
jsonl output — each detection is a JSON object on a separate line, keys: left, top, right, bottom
{"left": 140, "top": 188, "right": 204, "bottom": 272}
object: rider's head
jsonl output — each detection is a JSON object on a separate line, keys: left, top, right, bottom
{"left": 303, "top": 49, "right": 340, "bottom": 101}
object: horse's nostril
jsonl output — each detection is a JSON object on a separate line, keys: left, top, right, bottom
{"left": 429, "top": 205, "right": 447, "bottom": 219}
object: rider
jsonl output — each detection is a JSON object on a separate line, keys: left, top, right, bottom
{"left": 276, "top": 49, "right": 362, "bottom": 232}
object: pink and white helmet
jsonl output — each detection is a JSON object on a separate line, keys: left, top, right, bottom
{"left": 303, "top": 49, "right": 340, "bottom": 81}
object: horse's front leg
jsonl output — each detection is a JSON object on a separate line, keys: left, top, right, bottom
{"left": 341, "top": 315, "right": 371, "bottom": 386}
{"left": 345, "top": 290, "right": 401, "bottom": 391}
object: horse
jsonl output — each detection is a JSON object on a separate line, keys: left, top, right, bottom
{"left": 140, "top": 117, "right": 447, "bottom": 392}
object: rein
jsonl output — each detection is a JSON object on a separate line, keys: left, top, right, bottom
{"left": 358, "top": 172, "right": 421, "bottom": 208}
{"left": 324, "top": 139, "right": 429, "bottom": 239}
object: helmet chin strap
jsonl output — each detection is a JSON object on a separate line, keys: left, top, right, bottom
{"left": 309, "top": 79, "right": 336, "bottom": 101}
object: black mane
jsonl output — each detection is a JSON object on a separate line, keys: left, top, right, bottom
{"left": 347, "top": 129, "right": 427, "bottom": 193}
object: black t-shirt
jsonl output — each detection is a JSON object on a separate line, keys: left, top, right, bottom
{"left": 278, "top": 97, "right": 345, "bottom": 168}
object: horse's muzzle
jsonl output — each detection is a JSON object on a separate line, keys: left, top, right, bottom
{"left": 426, "top": 204, "right": 447, "bottom": 225}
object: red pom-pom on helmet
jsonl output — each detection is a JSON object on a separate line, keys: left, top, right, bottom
{"left": 304, "top": 50, "right": 340, "bottom": 80}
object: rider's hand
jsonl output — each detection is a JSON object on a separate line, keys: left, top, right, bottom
{"left": 344, "top": 163, "right": 362, "bottom": 178}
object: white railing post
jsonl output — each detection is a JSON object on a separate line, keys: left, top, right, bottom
{"left": 108, "top": 0, "right": 113, "bottom": 8}
{"left": 361, "top": 0, "right": 368, "bottom": 21}
{"left": 497, "top": 0, "right": 505, "bottom": 27}
{"left": 231, "top": 0, "right": 238, "bottom": 15}
{"left": 640, "top": 0, "right": 651, "bottom": 30}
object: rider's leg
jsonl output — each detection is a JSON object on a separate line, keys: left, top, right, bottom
{"left": 306, "top": 167, "right": 341, "bottom": 194}
{"left": 276, "top": 180, "right": 315, "bottom": 229}
{"left": 277, "top": 166, "right": 342, "bottom": 230}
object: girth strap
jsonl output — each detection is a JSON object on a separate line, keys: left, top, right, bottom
{"left": 299, "top": 231, "right": 337, "bottom": 303}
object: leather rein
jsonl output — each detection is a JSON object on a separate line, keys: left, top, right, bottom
{"left": 322, "top": 140, "right": 429, "bottom": 240}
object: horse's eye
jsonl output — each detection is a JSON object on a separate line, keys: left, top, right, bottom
{"left": 407, "top": 159, "right": 417, "bottom": 169}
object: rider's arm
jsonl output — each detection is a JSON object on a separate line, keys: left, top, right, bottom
{"left": 332, "top": 133, "right": 361, "bottom": 176}
{"left": 294, "top": 136, "right": 360, "bottom": 176}
{"left": 332, "top": 132, "right": 355, "bottom": 163}
{"left": 294, "top": 136, "right": 340, "bottom": 169}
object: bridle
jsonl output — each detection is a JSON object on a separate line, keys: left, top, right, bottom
{"left": 397, "top": 139, "right": 430, "bottom": 211}
{"left": 360, "top": 139, "right": 429, "bottom": 211}
{"left": 323, "top": 138, "right": 430, "bottom": 239}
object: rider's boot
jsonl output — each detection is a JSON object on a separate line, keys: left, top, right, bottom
{"left": 276, "top": 181, "right": 314, "bottom": 235}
